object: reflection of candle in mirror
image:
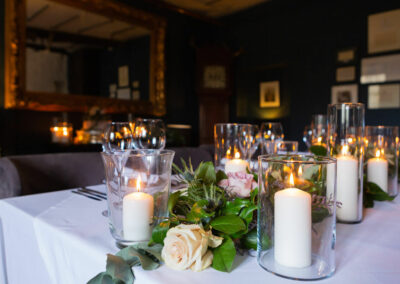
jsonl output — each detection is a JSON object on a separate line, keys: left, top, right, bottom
{"left": 122, "top": 176, "right": 154, "bottom": 241}
{"left": 225, "top": 152, "right": 249, "bottom": 173}
{"left": 274, "top": 173, "right": 312, "bottom": 268}
{"left": 367, "top": 149, "right": 388, "bottom": 193}
{"left": 336, "top": 145, "right": 359, "bottom": 222}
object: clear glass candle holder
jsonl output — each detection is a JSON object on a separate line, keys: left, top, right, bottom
{"left": 365, "top": 126, "right": 399, "bottom": 197}
{"left": 101, "top": 149, "right": 174, "bottom": 246}
{"left": 328, "top": 103, "right": 365, "bottom": 223}
{"left": 214, "top": 123, "right": 253, "bottom": 172}
{"left": 311, "top": 114, "right": 328, "bottom": 146}
{"left": 263, "top": 140, "right": 298, "bottom": 155}
{"left": 257, "top": 154, "right": 336, "bottom": 280}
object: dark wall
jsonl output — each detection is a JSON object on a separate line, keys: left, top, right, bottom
{"left": 222, "top": 0, "right": 400, "bottom": 148}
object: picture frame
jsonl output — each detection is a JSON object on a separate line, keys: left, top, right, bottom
{"left": 331, "top": 84, "right": 358, "bottom": 104}
{"left": 260, "top": 81, "right": 280, "bottom": 108}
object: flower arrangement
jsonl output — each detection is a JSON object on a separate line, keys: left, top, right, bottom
{"left": 89, "top": 160, "right": 258, "bottom": 284}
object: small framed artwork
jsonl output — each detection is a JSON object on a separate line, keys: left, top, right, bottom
{"left": 331, "top": 84, "right": 358, "bottom": 104}
{"left": 337, "top": 48, "right": 356, "bottom": 64}
{"left": 260, "top": 81, "right": 280, "bottom": 108}
{"left": 336, "top": 66, "right": 356, "bottom": 82}
{"left": 368, "top": 84, "right": 400, "bottom": 109}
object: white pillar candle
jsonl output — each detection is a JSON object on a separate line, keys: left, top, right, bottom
{"left": 326, "top": 163, "right": 336, "bottom": 201}
{"left": 274, "top": 174, "right": 312, "bottom": 268}
{"left": 225, "top": 159, "right": 249, "bottom": 173}
{"left": 336, "top": 148, "right": 359, "bottom": 222}
{"left": 367, "top": 150, "right": 388, "bottom": 193}
{"left": 122, "top": 177, "right": 154, "bottom": 241}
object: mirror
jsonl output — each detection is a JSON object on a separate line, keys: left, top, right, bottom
{"left": 4, "top": 0, "right": 166, "bottom": 115}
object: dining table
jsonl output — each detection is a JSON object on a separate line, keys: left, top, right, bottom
{"left": 0, "top": 184, "right": 399, "bottom": 284}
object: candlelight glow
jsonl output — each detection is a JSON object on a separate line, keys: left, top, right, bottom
{"left": 375, "top": 149, "right": 382, "bottom": 158}
{"left": 317, "top": 137, "right": 322, "bottom": 143}
{"left": 136, "top": 176, "right": 141, "bottom": 192}
{"left": 341, "top": 145, "right": 349, "bottom": 155}
{"left": 298, "top": 166, "right": 303, "bottom": 176}
{"left": 234, "top": 152, "right": 240, "bottom": 159}
{"left": 289, "top": 173, "right": 295, "bottom": 187}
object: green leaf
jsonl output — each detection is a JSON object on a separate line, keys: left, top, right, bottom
{"left": 312, "top": 207, "right": 330, "bottom": 223}
{"left": 216, "top": 170, "right": 228, "bottom": 183}
{"left": 366, "top": 181, "right": 395, "bottom": 201}
{"left": 168, "top": 191, "right": 182, "bottom": 216}
{"left": 106, "top": 254, "right": 134, "bottom": 284}
{"left": 250, "top": 187, "right": 258, "bottom": 205}
{"left": 187, "top": 200, "right": 215, "bottom": 222}
{"left": 222, "top": 199, "right": 251, "bottom": 216}
{"left": 241, "top": 228, "right": 257, "bottom": 250}
{"left": 116, "top": 243, "right": 163, "bottom": 271}
{"left": 195, "top": 161, "right": 216, "bottom": 184}
{"left": 210, "top": 215, "right": 246, "bottom": 235}
{"left": 150, "top": 221, "right": 170, "bottom": 245}
{"left": 212, "top": 236, "right": 236, "bottom": 272}
{"left": 87, "top": 272, "right": 115, "bottom": 284}
{"left": 309, "top": 145, "right": 327, "bottom": 156}
{"left": 239, "top": 204, "right": 257, "bottom": 226}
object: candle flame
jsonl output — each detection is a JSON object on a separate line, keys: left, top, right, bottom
{"left": 289, "top": 173, "right": 295, "bottom": 187}
{"left": 136, "top": 176, "right": 141, "bottom": 192}
{"left": 298, "top": 166, "right": 302, "bottom": 176}
{"left": 375, "top": 149, "right": 381, "bottom": 158}
{"left": 234, "top": 152, "right": 240, "bottom": 159}
{"left": 317, "top": 137, "right": 322, "bottom": 143}
{"left": 341, "top": 145, "right": 349, "bottom": 155}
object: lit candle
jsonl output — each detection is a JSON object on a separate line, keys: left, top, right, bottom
{"left": 122, "top": 176, "right": 154, "bottom": 241}
{"left": 274, "top": 173, "right": 312, "bottom": 268}
{"left": 336, "top": 145, "right": 359, "bottom": 222}
{"left": 367, "top": 149, "right": 388, "bottom": 193}
{"left": 225, "top": 152, "right": 249, "bottom": 173}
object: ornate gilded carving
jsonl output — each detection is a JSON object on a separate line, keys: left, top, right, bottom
{"left": 4, "top": 0, "right": 166, "bottom": 115}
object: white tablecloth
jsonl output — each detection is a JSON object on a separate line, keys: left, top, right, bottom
{"left": 0, "top": 185, "right": 399, "bottom": 284}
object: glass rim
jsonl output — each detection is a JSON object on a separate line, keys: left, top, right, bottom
{"left": 328, "top": 102, "right": 365, "bottom": 108}
{"left": 214, "top": 123, "right": 253, "bottom": 127}
{"left": 365, "top": 125, "right": 399, "bottom": 130}
{"left": 258, "top": 154, "right": 336, "bottom": 164}
{"left": 107, "top": 121, "right": 130, "bottom": 125}
{"left": 135, "top": 118, "right": 164, "bottom": 123}
{"left": 260, "top": 122, "right": 282, "bottom": 126}
{"left": 101, "top": 149, "right": 174, "bottom": 157}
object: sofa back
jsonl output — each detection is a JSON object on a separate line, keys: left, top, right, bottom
{"left": 0, "top": 147, "right": 214, "bottom": 198}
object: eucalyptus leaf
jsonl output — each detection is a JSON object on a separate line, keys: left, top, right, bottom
{"left": 241, "top": 228, "right": 257, "bottom": 250}
{"left": 87, "top": 272, "right": 115, "bottom": 284}
{"left": 212, "top": 236, "right": 236, "bottom": 272}
{"left": 302, "top": 165, "right": 320, "bottom": 180}
{"left": 211, "top": 215, "right": 246, "bottom": 235}
{"left": 106, "top": 254, "right": 134, "bottom": 284}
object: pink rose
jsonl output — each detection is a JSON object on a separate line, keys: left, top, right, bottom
{"left": 218, "top": 172, "right": 257, "bottom": 198}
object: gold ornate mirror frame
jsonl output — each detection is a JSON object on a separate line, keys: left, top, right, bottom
{"left": 4, "top": 0, "right": 166, "bottom": 115}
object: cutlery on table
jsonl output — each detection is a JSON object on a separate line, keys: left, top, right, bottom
{"left": 72, "top": 190, "right": 102, "bottom": 201}
{"left": 79, "top": 187, "right": 107, "bottom": 199}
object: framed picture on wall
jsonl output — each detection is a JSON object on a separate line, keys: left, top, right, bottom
{"left": 260, "top": 81, "right": 280, "bottom": 108}
{"left": 331, "top": 84, "right": 358, "bottom": 104}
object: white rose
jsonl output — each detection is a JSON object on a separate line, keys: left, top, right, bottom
{"left": 161, "top": 224, "right": 223, "bottom": 272}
